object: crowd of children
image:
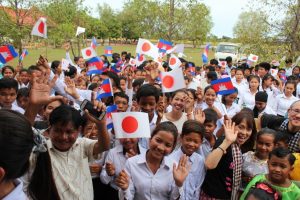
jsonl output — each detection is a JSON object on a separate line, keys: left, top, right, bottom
{"left": 0, "top": 50, "right": 300, "bottom": 200}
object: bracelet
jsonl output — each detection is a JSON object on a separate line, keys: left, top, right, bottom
{"left": 217, "top": 146, "right": 226, "bottom": 154}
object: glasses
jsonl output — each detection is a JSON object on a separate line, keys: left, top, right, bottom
{"left": 289, "top": 108, "right": 300, "bottom": 115}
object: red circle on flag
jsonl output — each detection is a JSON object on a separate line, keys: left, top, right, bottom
{"left": 138, "top": 55, "right": 144, "bottom": 61}
{"left": 38, "top": 21, "right": 44, "bottom": 34}
{"left": 169, "top": 57, "right": 176, "bottom": 65}
{"left": 252, "top": 56, "right": 257, "bottom": 60}
{"left": 86, "top": 49, "right": 92, "bottom": 56}
{"left": 162, "top": 75, "right": 174, "bottom": 89}
{"left": 142, "top": 43, "right": 151, "bottom": 52}
{"left": 122, "top": 116, "right": 138, "bottom": 133}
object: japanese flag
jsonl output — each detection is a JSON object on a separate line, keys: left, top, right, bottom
{"left": 219, "top": 61, "right": 227, "bottom": 67}
{"left": 270, "top": 69, "right": 278, "bottom": 77}
{"left": 81, "top": 47, "right": 97, "bottom": 60}
{"left": 112, "top": 112, "right": 151, "bottom": 139}
{"left": 61, "top": 58, "right": 70, "bottom": 71}
{"left": 161, "top": 68, "right": 186, "bottom": 93}
{"left": 136, "top": 38, "right": 159, "bottom": 59}
{"left": 166, "top": 44, "right": 185, "bottom": 54}
{"left": 31, "top": 17, "right": 47, "bottom": 38}
{"left": 76, "top": 26, "right": 85, "bottom": 36}
{"left": 169, "top": 54, "right": 182, "bottom": 69}
{"left": 248, "top": 54, "right": 259, "bottom": 62}
{"left": 129, "top": 58, "right": 136, "bottom": 66}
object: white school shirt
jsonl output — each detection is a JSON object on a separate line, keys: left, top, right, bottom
{"left": 259, "top": 105, "right": 277, "bottom": 116}
{"left": 119, "top": 151, "right": 183, "bottom": 200}
{"left": 3, "top": 179, "right": 27, "bottom": 200}
{"left": 275, "top": 94, "right": 299, "bottom": 116}
{"left": 169, "top": 148, "right": 205, "bottom": 200}
{"left": 100, "top": 144, "right": 146, "bottom": 190}
{"left": 238, "top": 89, "right": 257, "bottom": 109}
{"left": 232, "top": 79, "right": 248, "bottom": 97}
{"left": 223, "top": 102, "right": 241, "bottom": 118}
{"left": 259, "top": 86, "right": 281, "bottom": 110}
{"left": 11, "top": 103, "right": 25, "bottom": 114}
{"left": 197, "top": 138, "right": 212, "bottom": 158}
{"left": 296, "top": 83, "right": 300, "bottom": 98}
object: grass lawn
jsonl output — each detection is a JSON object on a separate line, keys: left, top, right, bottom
{"left": 9, "top": 45, "right": 215, "bottom": 67}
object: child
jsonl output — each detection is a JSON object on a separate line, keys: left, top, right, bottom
{"left": 100, "top": 138, "right": 146, "bottom": 199}
{"left": 244, "top": 182, "right": 282, "bottom": 200}
{"left": 221, "top": 87, "right": 241, "bottom": 118}
{"left": 114, "top": 92, "right": 129, "bottom": 112}
{"left": 170, "top": 120, "right": 206, "bottom": 200}
{"left": 16, "top": 87, "right": 30, "bottom": 111}
{"left": 242, "top": 128, "right": 277, "bottom": 187}
{"left": 253, "top": 91, "right": 276, "bottom": 118}
{"left": 115, "top": 121, "right": 190, "bottom": 200}
{"left": 241, "top": 147, "right": 300, "bottom": 200}
{"left": 0, "top": 77, "right": 24, "bottom": 113}
{"left": 0, "top": 110, "right": 34, "bottom": 199}
{"left": 274, "top": 80, "right": 298, "bottom": 117}
{"left": 198, "top": 108, "right": 218, "bottom": 157}
{"left": 239, "top": 75, "right": 260, "bottom": 109}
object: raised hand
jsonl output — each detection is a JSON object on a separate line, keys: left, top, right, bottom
{"left": 115, "top": 170, "right": 129, "bottom": 191}
{"left": 105, "top": 161, "right": 116, "bottom": 176}
{"left": 84, "top": 92, "right": 106, "bottom": 124}
{"left": 64, "top": 77, "right": 80, "bottom": 99}
{"left": 173, "top": 154, "right": 191, "bottom": 187}
{"left": 29, "top": 74, "right": 63, "bottom": 106}
{"left": 194, "top": 108, "right": 205, "bottom": 124}
{"left": 223, "top": 119, "right": 237, "bottom": 144}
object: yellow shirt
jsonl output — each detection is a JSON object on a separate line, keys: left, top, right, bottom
{"left": 290, "top": 153, "right": 300, "bottom": 181}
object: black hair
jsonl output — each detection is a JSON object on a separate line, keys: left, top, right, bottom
{"left": 114, "top": 92, "right": 129, "bottom": 103}
{"left": 64, "top": 65, "right": 77, "bottom": 78}
{"left": 87, "top": 83, "right": 98, "bottom": 91}
{"left": 186, "top": 88, "right": 197, "bottom": 100}
{"left": 136, "top": 84, "right": 160, "bottom": 103}
{"left": 285, "top": 58, "right": 293, "bottom": 64}
{"left": 181, "top": 120, "right": 205, "bottom": 140}
{"left": 256, "top": 128, "right": 276, "bottom": 142}
{"left": 207, "top": 71, "right": 218, "bottom": 81}
{"left": 51, "top": 60, "right": 61, "bottom": 70}
{"left": 19, "top": 68, "right": 28, "bottom": 74}
{"left": 262, "top": 74, "right": 274, "bottom": 84}
{"left": 274, "top": 132, "right": 290, "bottom": 146}
{"left": 49, "top": 105, "right": 83, "bottom": 130}
{"left": 74, "top": 56, "right": 83, "bottom": 63}
{"left": 204, "top": 108, "right": 218, "bottom": 124}
{"left": 171, "top": 89, "right": 187, "bottom": 99}
{"left": 132, "top": 78, "right": 145, "bottom": 88}
{"left": 210, "top": 59, "right": 219, "bottom": 66}
{"left": 245, "top": 182, "right": 282, "bottom": 200}
{"left": 0, "top": 110, "right": 34, "bottom": 180}
{"left": 119, "top": 76, "right": 127, "bottom": 82}
{"left": 258, "top": 62, "right": 271, "bottom": 71}
{"left": 1, "top": 65, "right": 15, "bottom": 76}
{"left": 206, "top": 65, "right": 215, "bottom": 72}
{"left": 151, "top": 121, "right": 178, "bottom": 149}
{"left": 285, "top": 80, "right": 297, "bottom": 90}
{"left": 121, "top": 51, "right": 127, "bottom": 56}
{"left": 0, "top": 77, "right": 18, "bottom": 93}
{"left": 269, "top": 147, "right": 296, "bottom": 165}
{"left": 225, "top": 56, "right": 232, "bottom": 63}
{"left": 204, "top": 85, "right": 215, "bottom": 95}
{"left": 17, "top": 87, "right": 30, "bottom": 100}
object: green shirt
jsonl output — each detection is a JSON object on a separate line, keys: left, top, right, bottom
{"left": 240, "top": 174, "right": 300, "bottom": 200}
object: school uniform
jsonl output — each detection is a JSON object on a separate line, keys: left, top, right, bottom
{"left": 2, "top": 179, "right": 27, "bottom": 200}
{"left": 169, "top": 147, "right": 206, "bottom": 200}
{"left": 232, "top": 79, "right": 248, "bottom": 98}
{"left": 223, "top": 102, "right": 241, "bottom": 118}
{"left": 100, "top": 144, "right": 146, "bottom": 190}
{"left": 238, "top": 89, "right": 258, "bottom": 109}
{"left": 275, "top": 94, "right": 298, "bottom": 116}
{"left": 119, "top": 151, "right": 183, "bottom": 200}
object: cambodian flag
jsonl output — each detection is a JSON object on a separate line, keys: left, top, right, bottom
{"left": 105, "top": 46, "right": 113, "bottom": 56}
{"left": 0, "top": 45, "right": 18, "bottom": 64}
{"left": 211, "top": 77, "right": 235, "bottom": 95}
{"left": 106, "top": 104, "right": 117, "bottom": 129}
{"left": 91, "top": 36, "right": 98, "bottom": 49}
{"left": 110, "top": 65, "right": 121, "bottom": 74}
{"left": 202, "top": 44, "right": 210, "bottom": 64}
{"left": 87, "top": 57, "right": 104, "bottom": 75}
{"left": 19, "top": 49, "right": 28, "bottom": 62}
{"left": 157, "top": 39, "right": 173, "bottom": 53}
{"left": 189, "top": 63, "right": 195, "bottom": 76}
{"left": 97, "top": 79, "right": 113, "bottom": 99}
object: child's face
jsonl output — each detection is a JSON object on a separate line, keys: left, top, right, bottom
{"left": 83, "top": 121, "right": 98, "bottom": 140}
{"left": 44, "top": 100, "right": 62, "bottom": 121}
{"left": 138, "top": 96, "right": 157, "bottom": 119}
{"left": 149, "top": 130, "right": 175, "bottom": 159}
{"left": 225, "top": 93, "right": 237, "bottom": 105}
{"left": 17, "top": 96, "right": 29, "bottom": 110}
{"left": 114, "top": 96, "right": 129, "bottom": 112}
{"left": 204, "top": 88, "right": 216, "bottom": 106}
{"left": 255, "top": 134, "right": 275, "bottom": 160}
{"left": 3, "top": 68, "right": 14, "bottom": 78}
{"left": 120, "top": 79, "right": 126, "bottom": 92}
{"left": 204, "top": 121, "right": 217, "bottom": 137}
{"left": 19, "top": 72, "right": 29, "bottom": 84}
{"left": 0, "top": 88, "right": 17, "bottom": 108}
{"left": 255, "top": 101, "right": 267, "bottom": 111}
{"left": 249, "top": 78, "right": 259, "bottom": 90}
{"left": 119, "top": 138, "right": 138, "bottom": 151}
{"left": 284, "top": 83, "right": 295, "bottom": 97}
{"left": 268, "top": 155, "right": 293, "bottom": 184}
{"left": 181, "top": 132, "right": 202, "bottom": 156}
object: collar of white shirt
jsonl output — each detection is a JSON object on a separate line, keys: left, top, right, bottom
{"left": 3, "top": 179, "right": 27, "bottom": 200}
{"left": 137, "top": 151, "right": 173, "bottom": 169}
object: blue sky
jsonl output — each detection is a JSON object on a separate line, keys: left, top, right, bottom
{"left": 83, "top": 0, "right": 250, "bottom": 38}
